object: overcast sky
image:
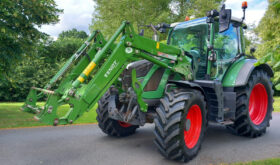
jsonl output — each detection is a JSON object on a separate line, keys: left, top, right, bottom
{"left": 39, "top": 0, "right": 95, "bottom": 39}
{"left": 39, "top": 0, "right": 268, "bottom": 38}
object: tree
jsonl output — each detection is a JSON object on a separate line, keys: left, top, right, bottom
{"left": 0, "top": 0, "right": 62, "bottom": 72}
{"left": 255, "top": 0, "right": 280, "bottom": 90}
{"left": 90, "top": 0, "right": 222, "bottom": 37}
{"left": 0, "top": 29, "right": 88, "bottom": 101}
{"left": 59, "top": 28, "right": 88, "bottom": 39}
{"left": 90, "top": 0, "right": 171, "bottom": 37}
{"left": 170, "top": 0, "right": 222, "bottom": 20}
{"left": 50, "top": 37, "right": 86, "bottom": 60}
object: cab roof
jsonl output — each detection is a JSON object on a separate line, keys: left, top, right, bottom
{"left": 171, "top": 16, "right": 246, "bottom": 29}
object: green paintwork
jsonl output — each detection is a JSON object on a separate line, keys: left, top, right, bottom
{"left": 141, "top": 65, "right": 171, "bottom": 99}
{"left": 222, "top": 57, "right": 246, "bottom": 87}
{"left": 131, "top": 69, "right": 148, "bottom": 112}
{"left": 47, "top": 31, "right": 100, "bottom": 89}
{"left": 207, "top": 23, "right": 215, "bottom": 76}
{"left": 22, "top": 88, "right": 38, "bottom": 113}
{"left": 173, "top": 55, "right": 193, "bottom": 80}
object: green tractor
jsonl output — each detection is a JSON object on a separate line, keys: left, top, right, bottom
{"left": 22, "top": 2, "right": 274, "bottom": 162}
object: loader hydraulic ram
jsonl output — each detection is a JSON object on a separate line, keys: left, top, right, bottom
{"left": 22, "top": 2, "right": 274, "bottom": 162}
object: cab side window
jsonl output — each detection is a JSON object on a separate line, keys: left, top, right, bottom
{"left": 214, "top": 23, "right": 238, "bottom": 60}
{"left": 211, "top": 22, "right": 239, "bottom": 80}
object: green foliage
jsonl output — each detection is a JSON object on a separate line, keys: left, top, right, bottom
{"left": 58, "top": 28, "right": 88, "bottom": 39}
{"left": 50, "top": 37, "right": 87, "bottom": 60}
{"left": 182, "top": 0, "right": 223, "bottom": 18}
{"left": 0, "top": 29, "right": 88, "bottom": 101}
{"left": 0, "top": 0, "right": 62, "bottom": 72}
{"left": 1, "top": 55, "right": 61, "bottom": 101}
{"left": 255, "top": 0, "right": 280, "bottom": 90}
{"left": 90, "top": 0, "right": 222, "bottom": 38}
{"left": 91, "top": 0, "right": 170, "bottom": 37}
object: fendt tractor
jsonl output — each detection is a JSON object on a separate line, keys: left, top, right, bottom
{"left": 22, "top": 2, "right": 274, "bottom": 162}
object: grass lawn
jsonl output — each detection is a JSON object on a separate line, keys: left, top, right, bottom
{"left": 274, "top": 97, "right": 280, "bottom": 112}
{"left": 231, "top": 158, "right": 280, "bottom": 165}
{"left": 0, "top": 102, "right": 97, "bottom": 129}
{"left": 0, "top": 96, "right": 279, "bottom": 129}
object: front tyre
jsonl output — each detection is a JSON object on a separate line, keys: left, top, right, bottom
{"left": 229, "top": 69, "right": 273, "bottom": 137}
{"left": 154, "top": 87, "right": 207, "bottom": 162}
{"left": 97, "top": 90, "right": 138, "bottom": 137}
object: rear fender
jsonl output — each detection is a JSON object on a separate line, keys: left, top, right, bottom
{"left": 222, "top": 59, "right": 273, "bottom": 87}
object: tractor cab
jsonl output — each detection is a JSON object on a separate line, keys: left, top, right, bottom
{"left": 168, "top": 16, "right": 246, "bottom": 80}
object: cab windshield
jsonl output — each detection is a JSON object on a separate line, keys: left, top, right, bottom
{"left": 168, "top": 18, "right": 208, "bottom": 54}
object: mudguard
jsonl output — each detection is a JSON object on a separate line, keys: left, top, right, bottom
{"left": 222, "top": 59, "right": 273, "bottom": 87}
{"left": 168, "top": 80, "right": 206, "bottom": 96}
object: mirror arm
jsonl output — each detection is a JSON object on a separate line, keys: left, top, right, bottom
{"left": 241, "top": 1, "right": 248, "bottom": 24}
{"left": 241, "top": 8, "right": 246, "bottom": 23}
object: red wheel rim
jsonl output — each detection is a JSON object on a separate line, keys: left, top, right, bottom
{"left": 249, "top": 83, "right": 268, "bottom": 125}
{"left": 118, "top": 121, "right": 132, "bottom": 128}
{"left": 184, "top": 104, "right": 202, "bottom": 149}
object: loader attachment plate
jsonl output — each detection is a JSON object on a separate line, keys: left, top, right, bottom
{"left": 21, "top": 87, "right": 62, "bottom": 125}
{"left": 22, "top": 87, "right": 86, "bottom": 125}
{"left": 21, "top": 88, "right": 41, "bottom": 114}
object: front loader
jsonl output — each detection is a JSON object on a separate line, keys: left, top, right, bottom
{"left": 22, "top": 2, "right": 274, "bottom": 162}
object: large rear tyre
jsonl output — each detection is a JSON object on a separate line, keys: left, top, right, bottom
{"left": 97, "top": 90, "right": 138, "bottom": 137}
{"left": 228, "top": 69, "right": 273, "bottom": 137}
{"left": 154, "top": 87, "right": 207, "bottom": 162}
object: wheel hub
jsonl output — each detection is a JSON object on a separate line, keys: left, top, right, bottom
{"left": 184, "top": 104, "right": 202, "bottom": 149}
{"left": 249, "top": 83, "right": 268, "bottom": 125}
{"left": 185, "top": 119, "right": 191, "bottom": 131}
{"left": 118, "top": 121, "right": 132, "bottom": 128}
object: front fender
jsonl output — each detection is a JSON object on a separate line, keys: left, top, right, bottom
{"left": 168, "top": 80, "right": 206, "bottom": 97}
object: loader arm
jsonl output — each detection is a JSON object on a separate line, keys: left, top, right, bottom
{"left": 22, "top": 21, "right": 193, "bottom": 125}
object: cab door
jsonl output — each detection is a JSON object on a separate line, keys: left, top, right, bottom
{"left": 212, "top": 22, "right": 240, "bottom": 80}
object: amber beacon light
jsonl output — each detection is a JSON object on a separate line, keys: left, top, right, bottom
{"left": 242, "top": 1, "right": 248, "bottom": 9}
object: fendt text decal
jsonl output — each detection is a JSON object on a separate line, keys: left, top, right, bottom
{"left": 104, "top": 60, "right": 119, "bottom": 78}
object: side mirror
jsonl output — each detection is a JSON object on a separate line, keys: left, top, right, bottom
{"left": 139, "top": 29, "right": 144, "bottom": 36}
{"left": 219, "top": 4, "right": 231, "bottom": 33}
{"left": 250, "top": 47, "right": 256, "bottom": 54}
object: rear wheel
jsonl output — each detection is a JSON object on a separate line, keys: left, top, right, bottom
{"left": 154, "top": 87, "right": 207, "bottom": 162}
{"left": 229, "top": 69, "right": 273, "bottom": 137}
{"left": 97, "top": 89, "right": 138, "bottom": 137}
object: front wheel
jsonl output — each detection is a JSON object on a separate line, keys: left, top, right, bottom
{"left": 154, "top": 87, "right": 207, "bottom": 162}
{"left": 96, "top": 90, "right": 138, "bottom": 137}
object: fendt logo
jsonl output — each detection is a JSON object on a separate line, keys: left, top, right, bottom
{"left": 104, "top": 60, "right": 119, "bottom": 78}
